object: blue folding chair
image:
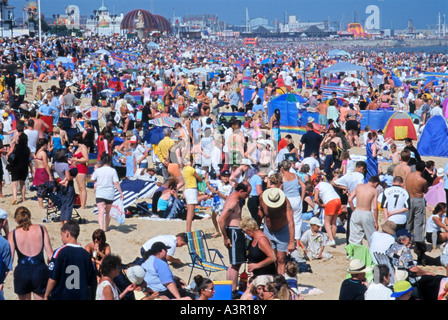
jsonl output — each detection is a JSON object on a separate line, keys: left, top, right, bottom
{"left": 186, "top": 230, "right": 228, "bottom": 284}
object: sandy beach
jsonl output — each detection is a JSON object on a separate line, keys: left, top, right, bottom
{"left": 2, "top": 137, "right": 446, "bottom": 301}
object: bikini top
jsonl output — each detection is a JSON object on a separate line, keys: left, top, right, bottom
{"left": 13, "top": 225, "right": 46, "bottom": 266}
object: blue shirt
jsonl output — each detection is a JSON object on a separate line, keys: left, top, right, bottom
{"left": 141, "top": 255, "right": 174, "bottom": 292}
{"left": 249, "top": 174, "right": 263, "bottom": 196}
{"left": 252, "top": 104, "right": 264, "bottom": 113}
{"left": 48, "top": 244, "right": 96, "bottom": 300}
{"left": 0, "top": 236, "right": 12, "bottom": 284}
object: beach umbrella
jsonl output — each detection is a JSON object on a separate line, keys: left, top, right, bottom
{"left": 146, "top": 42, "right": 160, "bottom": 50}
{"left": 55, "top": 57, "right": 71, "bottom": 64}
{"left": 95, "top": 49, "right": 111, "bottom": 55}
{"left": 405, "top": 76, "right": 426, "bottom": 82}
{"left": 148, "top": 117, "right": 183, "bottom": 127}
{"left": 425, "top": 182, "right": 446, "bottom": 206}
{"left": 143, "top": 126, "right": 168, "bottom": 145}
{"left": 93, "top": 179, "right": 159, "bottom": 215}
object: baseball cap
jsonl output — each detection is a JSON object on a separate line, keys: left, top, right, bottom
{"left": 0, "top": 209, "right": 7, "bottom": 219}
{"left": 2, "top": 112, "right": 8, "bottom": 118}
{"left": 396, "top": 229, "right": 413, "bottom": 238}
{"left": 309, "top": 216, "right": 323, "bottom": 227}
{"left": 149, "top": 241, "right": 171, "bottom": 253}
{"left": 221, "top": 170, "right": 230, "bottom": 176}
{"left": 126, "top": 265, "right": 146, "bottom": 285}
{"left": 130, "top": 136, "right": 138, "bottom": 143}
{"left": 391, "top": 280, "right": 413, "bottom": 298}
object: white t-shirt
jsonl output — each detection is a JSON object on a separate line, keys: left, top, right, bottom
{"left": 315, "top": 181, "right": 339, "bottom": 204}
{"left": 381, "top": 186, "right": 410, "bottom": 225}
{"left": 133, "top": 145, "right": 148, "bottom": 166}
{"left": 364, "top": 282, "right": 394, "bottom": 300}
{"left": 426, "top": 214, "right": 446, "bottom": 233}
{"left": 91, "top": 166, "right": 119, "bottom": 200}
{"left": 25, "top": 129, "right": 39, "bottom": 153}
{"left": 141, "top": 234, "right": 177, "bottom": 257}
{"left": 369, "top": 231, "right": 395, "bottom": 264}
{"left": 301, "top": 157, "right": 320, "bottom": 175}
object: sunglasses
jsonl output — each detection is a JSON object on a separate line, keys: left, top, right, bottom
{"left": 204, "top": 287, "right": 215, "bottom": 292}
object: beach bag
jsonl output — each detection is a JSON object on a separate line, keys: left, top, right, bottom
{"left": 110, "top": 198, "right": 125, "bottom": 225}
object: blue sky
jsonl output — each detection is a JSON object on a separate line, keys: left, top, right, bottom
{"left": 19, "top": 0, "right": 448, "bottom": 29}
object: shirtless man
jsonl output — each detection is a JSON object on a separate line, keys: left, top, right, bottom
{"left": 218, "top": 182, "right": 251, "bottom": 291}
{"left": 258, "top": 188, "right": 295, "bottom": 275}
{"left": 348, "top": 175, "right": 380, "bottom": 245}
{"left": 393, "top": 149, "right": 412, "bottom": 187}
{"left": 405, "top": 161, "right": 429, "bottom": 245}
{"left": 316, "top": 99, "right": 329, "bottom": 128}
{"left": 29, "top": 109, "right": 49, "bottom": 139}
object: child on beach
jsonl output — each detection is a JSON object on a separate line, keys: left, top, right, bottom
{"left": 387, "top": 144, "right": 400, "bottom": 165}
{"left": 284, "top": 261, "right": 299, "bottom": 294}
{"left": 299, "top": 217, "right": 333, "bottom": 261}
{"left": 204, "top": 170, "right": 233, "bottom": 238}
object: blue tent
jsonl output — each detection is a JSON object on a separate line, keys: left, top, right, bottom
{"left": 417, "top": 115, "right": 448, "bottom": 158}
{"left": 267, "top": 94, "right": 305, "bottom": 133}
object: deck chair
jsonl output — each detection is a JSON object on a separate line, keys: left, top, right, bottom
{"left": 186, "top": 230, "right": 228, "bottom": 284}
{"left": 373, "top": 252, "right": 396, "bottom": 285}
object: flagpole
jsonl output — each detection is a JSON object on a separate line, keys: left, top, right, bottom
{"left": 38, "top": 0, "right": 41, "bottom": 45}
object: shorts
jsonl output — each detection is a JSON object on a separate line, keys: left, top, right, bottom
{"left": 184, "top": 188, "right": 198, "bottom": 205}
{"left": 13, "top": 263, "right": 49, "bottom": 295}
{"left": 96, "top": 198, "right": 114, "bottom": 205}
{"left": 225, "top": 227, "right": 246, "bottom": 265}
{"left": 263, "top": 223, "right": 290, "bottom": 253}
{"left": 426, "top": 231, "right": 441, "bottom": 244}
{"left": 318, "top": 114, "right": 328, "bottom": 125}
{"left": 324, "top": 198, "right": 342, "bottom": 216}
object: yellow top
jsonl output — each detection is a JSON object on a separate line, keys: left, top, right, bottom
{"left": 156, "top": 137, "right": 175, "bottom": 163}
{"left": 182, "top": 165, "right": 197, "bottom": 189}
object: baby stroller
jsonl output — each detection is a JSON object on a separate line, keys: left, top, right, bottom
{"left": 31, "top": 179, "right": 86, "bottom": 224}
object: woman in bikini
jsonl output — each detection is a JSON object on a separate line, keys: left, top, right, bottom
{"left": 33, "top": 138, "right": 53, "bottom": 209}
{"left": 70, "top": 133, "right": 89, "bottom": 209}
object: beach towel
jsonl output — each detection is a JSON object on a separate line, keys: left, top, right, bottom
{"left": 345, "top": 244, "right": 375, "bottom": 283}
{"left": 92, "top": 179, "right": 158, "bottom": 215}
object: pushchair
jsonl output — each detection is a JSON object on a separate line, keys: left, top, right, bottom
{"left": 31, "top": 180, "right": 86, "bottom": 224}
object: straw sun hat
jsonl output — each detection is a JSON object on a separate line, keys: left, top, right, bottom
{"left": 262, "top": 188, "right": 286, "bottom": 208}
{"left": 347, "top": 259, "right": 371, "bottom": 274}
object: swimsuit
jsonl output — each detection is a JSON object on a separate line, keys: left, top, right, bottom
{"left": 74, "top": 151, "right": 88, "bottom": 174}
{"left": 12, "top": 226, "right": 49, "bottom": 295}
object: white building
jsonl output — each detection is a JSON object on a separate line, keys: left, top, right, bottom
{"left": 279, "top": 15, "right": 325, "bottom": 33}
{"left": 85, "top": 1, "right": 124, "bottom": 36}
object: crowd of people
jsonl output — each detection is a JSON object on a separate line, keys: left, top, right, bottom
{"left": 0, "top": 33, "right": 448, "bottom": 301}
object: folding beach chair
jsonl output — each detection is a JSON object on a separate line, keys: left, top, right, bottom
{"left": 186, "top": 230, "right": 228, "bottom": 283}
{"left": 373, "top": 252, "right": 396, "bottom": 285}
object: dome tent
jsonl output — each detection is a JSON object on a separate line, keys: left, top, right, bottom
{"left": 417, "top": 115, "right": 448, "bottom": 158}
{"left": 383, "top": 111, "right": 418, "bottom": 141}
